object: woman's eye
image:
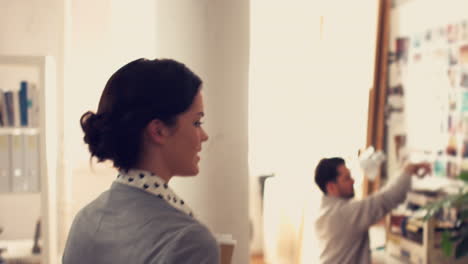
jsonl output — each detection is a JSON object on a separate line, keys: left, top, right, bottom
{"left": 194, "top": 121, "right": 203, "bottom": 127}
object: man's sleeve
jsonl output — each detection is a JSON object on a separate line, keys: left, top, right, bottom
{"left": 341, "top": 170, "right": 412, "bottom": 231}
{"left": 162, "top": 223, "right": 220, "bottom": 264}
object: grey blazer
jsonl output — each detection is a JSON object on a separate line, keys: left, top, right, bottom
{"left": 63, "top": 182, "right": 220, "bottom": 264}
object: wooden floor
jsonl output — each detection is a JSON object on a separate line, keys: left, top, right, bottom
{"left": 250, "top": 254, "right": 265, "bottom": 264}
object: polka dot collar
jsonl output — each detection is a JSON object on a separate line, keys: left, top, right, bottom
{"left": 115, "top": 169, "right": 194, "bottom": 217}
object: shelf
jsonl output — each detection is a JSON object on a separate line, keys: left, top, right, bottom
{"left": 0, "top": 239, "right": 41, "bottom": 263}
{"left": 0, "top": 55, "right": 58, "bottom": 264}
{"left": 0, "top": 192, "right": 40, "bottom": 197}
{"left": 0, "top": 55, "right": 49, "bottom": 67}
{"left": 0, "top": 127, "right": 40, "bottom": 135}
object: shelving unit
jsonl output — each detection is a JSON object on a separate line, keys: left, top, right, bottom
{"left": 0, "top": 55, "right": 58, "bottom": 264}
{"left": 384, "top": 179, "right": 467, "bottom": 264}
{"left": 386, "top": 213, "right": 467, "bottom": 264}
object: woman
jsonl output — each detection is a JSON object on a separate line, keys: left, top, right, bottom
{"left": 63, "top": 58, "right": 219, "bottom": 263}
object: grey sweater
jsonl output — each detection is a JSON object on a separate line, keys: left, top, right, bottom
{"left": 314, "top": 171, "right": 411, "bottom": 264}
{"left": 63, "top": 182, "right": 220, "bottom": 264}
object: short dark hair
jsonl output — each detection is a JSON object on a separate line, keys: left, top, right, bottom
{"left": 80, "top": 58, "right": 202, "bottom": 171}
{"left": 314, "top": 157, "right": 345, "bottom": 194}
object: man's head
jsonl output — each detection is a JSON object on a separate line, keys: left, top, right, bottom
{"left": 314, "top": 157, "right": 355, "bottom": 198}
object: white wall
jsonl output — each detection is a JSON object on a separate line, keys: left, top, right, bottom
{"left": 154, "top": 1, "right": 250, "bottom": 264}
{"left": 65, "top": 0, "right": 158, "bottom": 170}
{"left": 249, "top": 0, "right": 376, "bottom": 181}
{"left": 0, "top": 0, "right": 63, "bottom": 55}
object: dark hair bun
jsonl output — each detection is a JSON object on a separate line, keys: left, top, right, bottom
{"left": 80, "top": 111, "right": 110, "bottom": 162}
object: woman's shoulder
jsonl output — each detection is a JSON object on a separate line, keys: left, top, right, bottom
{"left": 165, "top": 222, "right": 220, "bottom": 261}
{"left": 179, "top": 222, "right": 217, "bottom": 241}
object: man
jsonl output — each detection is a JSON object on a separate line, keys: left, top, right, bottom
{"left": 314, "top": 157, "right": 430, "bottom": 264}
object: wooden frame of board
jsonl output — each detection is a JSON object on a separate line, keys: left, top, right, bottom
{"left": 362, "top": 0, "right": 391, "bottom": 197}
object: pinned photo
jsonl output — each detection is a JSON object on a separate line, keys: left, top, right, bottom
{"left": 461, "top": 20, "right": 468, "bottom": 40}
{"left": 446, "top": 134, "right": 457, "bottom": 156}
{"left": 396, "top": 38, "right": 410, "bottom": 63}
{"left": 448, "top": 67, "right": 458, "bottom": 88}
{"left": 388, "top": 84, "right": 404, "bottom": 96}
{"left": 425, "top": 30, "right": 432, "bottom": 42}
{"left": 463, "top": 140, "right": 468, "bottom": 158}
{"left": 463, "top": 115, "right": 468, "bottom": 136}
{"left": 413, "top": 53, "right": 422, "bottom": 62}
{"left": 459, "top": 44, "right": 468, "bottom": 64}
{"left": 446, "top": 160, "right": 460, "bottom": 179}
{"left": 433, "top": 48, "right": 446, "bottom": 59}
{"left": 462, "top": 92, "right": 468, "bottom": 112}
{"left": 413, "top": 34, "right": 422, "bottom": 48}
{"left": 449, "top": 47, "right": 458, "bottom": 65}
{"left": 394, "top": 134, "right": 407, "bottom": 162}
{"left": 460, "top": 71, "right": 468, "bottom": 88}
{"left": 447, "top": 24, "right": 457, "bottom": 43}
{"left": 439, "top": 26, "right": 446, "bottom": 38}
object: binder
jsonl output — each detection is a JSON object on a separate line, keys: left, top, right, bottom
{"left": 23, "top": 133, "right": 40, "bottom": 192}
{"left": 0, "top": 134, "right": 11, "bottom": 192}
{"left": 11, "top": 134, "right": 26, "bottom": 192}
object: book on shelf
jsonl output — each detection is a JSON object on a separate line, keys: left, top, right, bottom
{"left": 0, "top": 80, "right": 41, "bottom": 193}
{"left": 0, "top": 88, "right": 5, "bottom": 126}
{"left": 28, "top": 84, "right": 39, "bottom": 127}
{"left": 12, "top": 90, "right": 20, "bottom": 127}
{"left": 3, "top": 91, "right": 15, "bottom": 126}
{"left": 19, "top": 81, "right": 28, "bottom": 127}
{"left": 0, "top": 81, "right": 39, "bottom": 128}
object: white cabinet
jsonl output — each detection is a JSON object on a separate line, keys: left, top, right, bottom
{"left": 0, "top": 55, "right": 58, "bottom": 264}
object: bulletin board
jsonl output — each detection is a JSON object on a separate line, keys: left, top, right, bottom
{"left": 385, "top": 0, "right": 468, "bottom": 182}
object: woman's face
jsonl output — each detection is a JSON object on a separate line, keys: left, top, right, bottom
{"left": 164, "top": 91, "right": 209, "bottom": 176}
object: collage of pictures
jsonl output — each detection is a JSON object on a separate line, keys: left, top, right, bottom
{"left": 387, "top": 18, "right": 468, "bottom": 180}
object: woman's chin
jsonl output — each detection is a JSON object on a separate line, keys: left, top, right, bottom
{"left": 180, "top": 166, "right": 199, "bottom": 176}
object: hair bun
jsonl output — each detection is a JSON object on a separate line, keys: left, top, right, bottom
{"left": 80, "top": 111, "right": 111, "bottom": 161}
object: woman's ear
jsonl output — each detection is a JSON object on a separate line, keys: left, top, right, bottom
{"left": 145, "top": 119, "right": 168, "bottom": 144}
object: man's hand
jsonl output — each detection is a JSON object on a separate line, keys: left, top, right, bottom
{"left": 404, "top": 162, "right": 432, "bottom": 177}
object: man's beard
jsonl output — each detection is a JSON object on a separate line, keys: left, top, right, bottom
{"left": 339, "top": 188, "right": 355, "bottom": 199}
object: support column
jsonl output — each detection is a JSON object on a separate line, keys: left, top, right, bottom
{"left": 155, "top": 1, "right": 250, "bottom": 263}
